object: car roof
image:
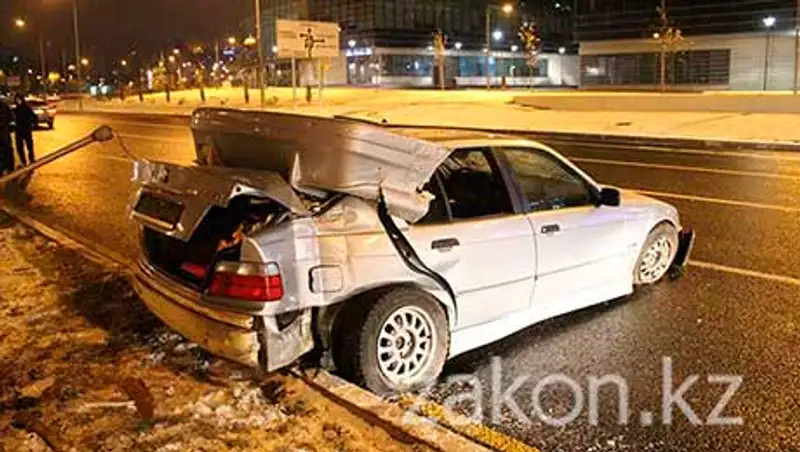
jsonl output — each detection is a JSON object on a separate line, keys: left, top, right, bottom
{"left": 390, "top": 127, "right": 501, "bottom": 143}
{"left": 390, "top": 126, "right": 548, "bottom": 151}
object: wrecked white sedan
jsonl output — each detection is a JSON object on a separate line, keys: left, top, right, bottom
{"left": 129, "top": 109, "right": 693, "bottom": 394}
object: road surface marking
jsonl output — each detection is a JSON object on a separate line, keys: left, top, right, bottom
{"left": 573, "top": 157, "right": 800, "bottom": 181}
{"left": 96, "top": 154, "right": 133, "bottom": 164}
{"left": 92, "top": 154, "right": 798, "bottom": 213}
{"left": 119, "top": 132, "right": 188, "bottom": 144}
{"left": 690, "top": 260, "right": 800, "bottom": 286}
{"left": 558, "top": 141, "right": 800, "bottom": 162}
{"left": 67, "top": 115, "right": 189, "bottom": 131}
{"left": 626, "top": 188, "right": 800, "bottom": 213}
{"left": 113, "top": 119, "right": 189, "bottom": 131}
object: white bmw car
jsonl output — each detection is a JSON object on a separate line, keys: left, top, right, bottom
{"left": 129, "top": 109, "right": 694, "bottom": 394}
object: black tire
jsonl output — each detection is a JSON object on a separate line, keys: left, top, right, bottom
{"left": 634, "top": 222, "right": 679, "bottom": 285}
{"left": 333, "top": 287, "right": 449, "bottom": 395}
{"left": 46, "top": 121, "right": 54, "bottom": 130}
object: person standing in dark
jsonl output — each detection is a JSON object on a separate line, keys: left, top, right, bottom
{"left": 13, "top": 94, "right": 36, "bottom": 167}
{"left": 0, "top": 98, "right": 14, "bottom": 175}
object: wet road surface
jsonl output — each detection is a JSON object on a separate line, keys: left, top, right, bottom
{"left": 5, "top": 112, "right": 800, "bottom": 451}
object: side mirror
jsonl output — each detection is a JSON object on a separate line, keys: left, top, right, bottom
{"left": 599, "top": 187, "right": 621, "bottom": 207}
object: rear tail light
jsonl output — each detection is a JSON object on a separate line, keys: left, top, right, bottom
{"left": 207, "top": 262, "right": 283, "bottom": 302}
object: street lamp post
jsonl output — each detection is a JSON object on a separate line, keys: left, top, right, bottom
{"left": 254, "top": 0, "right": 266, "bottom": 108}
{"left": 763, "top": 15, "right": 776, "bottom": 91}
{"left": 72, "top": 0, "right": 83, "bottom": 108}
{"left": 485, "top": 3, "right": 514, "bottom": 90}
{"left": 795, "top": 0, "right": 800, "bottom": 94}
{"left": 13, "top": 18, "right": 47, "bottom": 85}
{"left": 38, "top": 32, "right": 46, "bottom": 79}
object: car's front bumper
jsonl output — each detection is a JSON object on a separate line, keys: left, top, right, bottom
{"left": 133, "top": 259, "right": 315, "bottom": 372}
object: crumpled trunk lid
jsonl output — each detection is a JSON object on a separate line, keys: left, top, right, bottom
{"left": 130, "top": 160, "right": 310, "bottom": 242}
{"left": 190, "top": 108, "right": 450, "bottom": 223}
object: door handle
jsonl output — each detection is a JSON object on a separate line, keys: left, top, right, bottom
{"left": 541, "top": 224, "right": 561, "bottom": 234}
{"left": 432, "top": 238, "right": 460, "bottom": 251}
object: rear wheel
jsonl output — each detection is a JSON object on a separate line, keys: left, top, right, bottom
{"left": 334, "top": 287, "right": 449, "bottom": 395}
{"left": 46, "top": 120, "right": 54, "bottom": 130}
{"left": 634, "top": 223, "right": 679, "bottom": 285}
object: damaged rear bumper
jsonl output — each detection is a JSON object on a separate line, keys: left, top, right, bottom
{"left": 133, "top": 259, "right": 313, "bottom": 372}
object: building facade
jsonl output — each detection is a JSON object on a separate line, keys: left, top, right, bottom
{"left": 574, "top": 0, "right": 799, "bottom": 90}
{"left": 256, "top": 0, "right": 578, "bottom": 87}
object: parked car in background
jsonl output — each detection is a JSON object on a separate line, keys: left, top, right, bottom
{"left": 26, "top": 97, "right": 57, "bottom": 129}
{"left": 129, "top": 109, "right": 694, "bottom": 395}
{"left": 0, "top": 96, "right": 57, "bottom": 130}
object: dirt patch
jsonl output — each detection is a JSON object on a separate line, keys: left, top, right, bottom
{"left": 0, "top": 221, "right": 431, "bottom": 452}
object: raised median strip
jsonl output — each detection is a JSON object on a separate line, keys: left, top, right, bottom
{"left": 0, "top": 204, "right": 529, "bottom": 452}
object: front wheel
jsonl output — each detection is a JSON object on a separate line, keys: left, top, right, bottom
{"left": 335, "top": 288, "right": 449, "bottom": 395}
{"left": 634, "top": 223, "right": 679, "bottom": 285}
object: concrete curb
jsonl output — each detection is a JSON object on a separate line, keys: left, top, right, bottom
{"left": 0, "top": 205, "right": 529, "bottom": 452}
{"left": 61, "top": 107, "right": 800, "bottom": 152}
{"left": 291, "top": 369, "right": 495, "bottom": 451}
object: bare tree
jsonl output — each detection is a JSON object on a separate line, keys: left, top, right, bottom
{"left": 518, "top": 22, "right": 541, "bottom": 90}
{"left": 654, "top": 0, "right": 685, "bottom": 92}
{"left": 433, "top": 29, "right": 447, "bottom": 90}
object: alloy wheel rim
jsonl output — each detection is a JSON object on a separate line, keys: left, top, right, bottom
{"left": 639, "top": 236, "right": 673, "bottom": 284}
{"left": 377, "top": 306, "right": 437, "bottom": 386}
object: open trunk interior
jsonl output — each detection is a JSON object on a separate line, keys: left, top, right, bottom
{"left": 141, "top": 196, "right": 288, "bottom": 290}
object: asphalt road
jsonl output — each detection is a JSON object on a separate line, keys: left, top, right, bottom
{"left": 5, "top": 112, "right": 800, "bottom": 452}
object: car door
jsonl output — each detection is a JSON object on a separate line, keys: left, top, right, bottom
{"left": 405, "top": 147, "right": 536, "bottom": 329}
{"left": 496, "top": 145, "right": 632, "bottom": 311}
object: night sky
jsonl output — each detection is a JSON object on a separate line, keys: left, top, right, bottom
{"left": 0, "top": 0, "right": 250, "bottom": 72}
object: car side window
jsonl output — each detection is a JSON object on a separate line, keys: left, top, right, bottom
{"left": 501, "top": 147, "right": 596, "bottom": 211}
{"left": 417, "top": 148, "right": 514, "bottom": 224}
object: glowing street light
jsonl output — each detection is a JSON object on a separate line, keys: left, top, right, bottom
{"left": 272, "top": 45, "right": 279, "bottom": 54}
{"left": 559, "top": 46, "right": 566, "bottom": 55}
{"left": 762, "top": 16, "right": 777, "bottom": 90}
{"left": 485, "top": 3, "right": 515, "bottom": 89}
{"left": 14, "top": 18, "right": 26, "bottom": 29}
{"left": 120, "top": 59, "right": 128, "bottom": 67}
{"left": 348, "top": 39, "right": 357, "bottom": 48}
{"left": 80, "top": 57, "right": 89, "bottom": 66}
{"left": 243, "top": 35, "right": 257, "bottom": 46}
{"left": 511, "top": 44, "right": 519, "bottom": 52}
{"left": 228, "top": 36, "right": 237, "bottom": 45}
{"left": 172, "top": 48, "right": 181, "bottom": 55}
{"left": 454, "top": 42, "right": 463, "bottom": 50}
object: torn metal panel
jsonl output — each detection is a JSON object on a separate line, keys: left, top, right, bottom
{"left": 190, "top": 108, "right": 450, "bottom": 222}
{"left": 257, "top": 311, "right": 315, "bottom": 372}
